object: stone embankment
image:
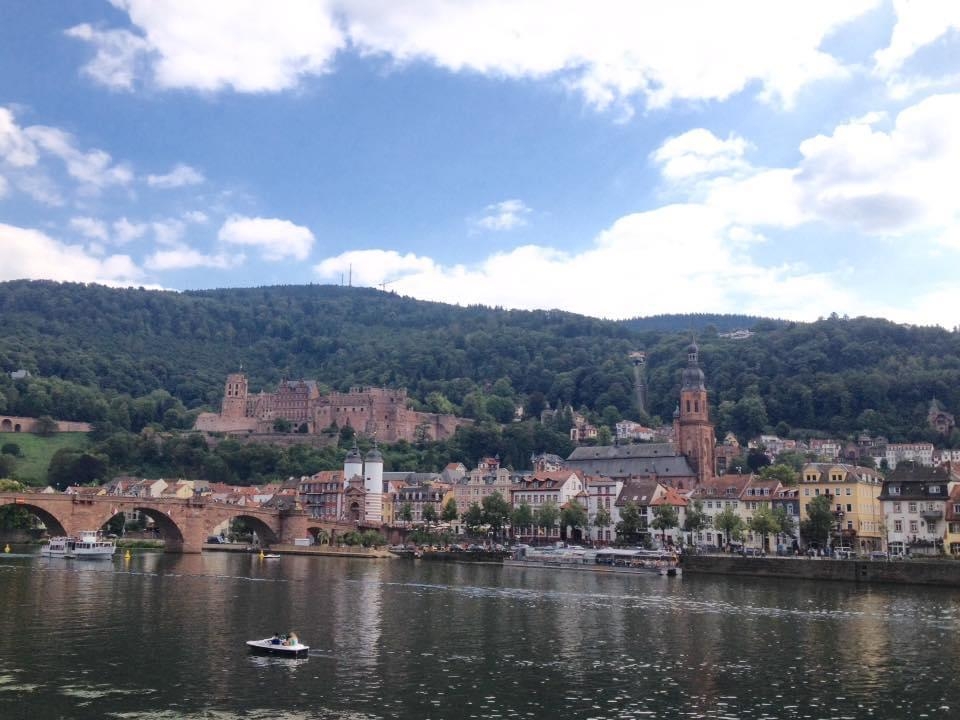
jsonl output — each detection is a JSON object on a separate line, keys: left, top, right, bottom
{"left": 683, "top": 555, "right": 960, "bottom": 588}
{"left": 204, "top": 543, "right": 391, "bottom": 559}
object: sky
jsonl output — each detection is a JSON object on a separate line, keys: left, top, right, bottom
{"left": 1, "top": 1, "right": 960, "bottom": 327}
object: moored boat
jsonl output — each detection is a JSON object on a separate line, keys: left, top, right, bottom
{"left": 247, "top": 634, "right": 309, "bottom": 658}
{"left": 505, "top": 546, "right": 681, "bottom": 576}
{"left": 41, "top": 531, "right": 116, "bottom": 560}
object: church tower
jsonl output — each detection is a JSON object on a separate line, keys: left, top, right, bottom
{"left": 673, "top": 342, "right": 715, "bottom": 485}
{"left": 221, "top": 373, "right": 249, "bottom": 419}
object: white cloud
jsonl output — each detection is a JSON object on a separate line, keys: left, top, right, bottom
{"left": 145, "top": 244, "right": 239, "bottom": 271}
{"left": 152, "top": 219, "right": 186, "bottom": 246}
{"left": 651, "top": 129, "right": 752, "bottom": 182}
{"left": 475, "top": 199, "right": 531, "bottom": 231}
{"left": 24, "top": 125, "right": 133, "bottom": 190}
{"left": 794, "top": 92, "right": 960, "bottom": 233}
{"left": 0, "top": 174, "right": 7, "bottom": 197}
{"left": 69, "top": 216, "right": 109, "bottom": 242}
{"left": 183, "top": 210, "right": 208, "bottom": 224}
{"left": 218, "top": 215, "right": 315, "bottom": 261}
{"left": 313, "top": 204, "right": 857, "bottom": 322}
{"left": 64, "top": 23, "right": 152, "bottom": 90}
{"left": 0, "top": 222, "right": 144, "bottom": 285}
{"left": 113, "top": 217, "right": 148, "bottom": 244}
{"left": 313, "top": 249, "right": 437, "bottom": 286}
{"left": 874, "top": 0, "right": 960, "bottom": 77}
{"left": 0, "top": 108, "right": 39, "bottom": 167}
{"left": 69, "top": 1, "right": 876, "bottom": 111}
{"left": 69, "top": 0, "right": 344, "bottom": 93}
{"left": 146, "top": 163, "right": 205, "bottom": 188}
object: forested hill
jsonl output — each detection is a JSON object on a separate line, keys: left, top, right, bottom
{"left": 0, "top": 279, "right": 959, "bottom": 444}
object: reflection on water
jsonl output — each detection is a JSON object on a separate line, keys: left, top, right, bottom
{"left": 0, "top": 551, "right": 959, "bottom": 719}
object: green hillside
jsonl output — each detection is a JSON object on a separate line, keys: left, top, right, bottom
{"left": 1, "top": 280, "right": 959, "bottom": 447}
{"left": 2, "top": 433, "right": 90, "bottom": 485}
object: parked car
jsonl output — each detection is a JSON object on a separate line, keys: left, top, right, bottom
{"left": 869, "top": 551, "right": 888, "bottom": 560}
{"left": 741, "top": 547, "right": 763, "bottom": 557}
{"left": 206, "top": 535, "right": 228, "bottom": 544}
{"left": 834, "top": 547, "right": 856, "bottom": 559}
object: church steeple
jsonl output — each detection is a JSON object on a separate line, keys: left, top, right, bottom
{"left": 674, "top": 340, "right": 715, "bottom": 484}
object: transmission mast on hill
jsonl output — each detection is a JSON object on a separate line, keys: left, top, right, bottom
{"left": 629, "top": 351, "right": 647, "bottom": 415}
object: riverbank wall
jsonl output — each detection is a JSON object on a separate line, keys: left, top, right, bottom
{"left": 683, "top": 555, "right": 960, "bottom": 588}
{"left": 204, "top": 543, "right": 391, "bottom": 559}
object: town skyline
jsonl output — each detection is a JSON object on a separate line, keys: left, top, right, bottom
{"left": 2, "top": 3, "right": 960, "bottom": 326}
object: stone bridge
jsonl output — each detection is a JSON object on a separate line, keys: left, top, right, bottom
{"left": 0, "top": 492, "right": 358, "bottom": 554}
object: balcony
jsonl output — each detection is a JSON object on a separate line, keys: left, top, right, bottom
{"left": 920, "top": 508, "right": 943, "bottom": 521}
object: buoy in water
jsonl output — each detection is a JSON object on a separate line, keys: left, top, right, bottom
{"left": 3, "top": 544, "right": 10, "bottom": 553}
{"left": 259, "top": 550, "right": 265, "bottom": 559}
{"left": 124, "top": 549, "right": 131, "bottom": 560}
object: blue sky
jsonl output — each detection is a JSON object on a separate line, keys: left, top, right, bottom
{"left": 2, "top": 1, "right": 960, "bottom": 326}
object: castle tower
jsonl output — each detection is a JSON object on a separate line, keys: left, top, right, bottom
{"left": 363, "top": 444, "right": 384, "bottom": 524}
{"left": 344, "top": 441, "right": 363, "bottom": 487}
{"left": 629, "top": 351, "right": 647, "bottom": 415}
{"left": 221, "top": 373, "right": 249, "bottom": 419}
{"left": 673, "top": 342, "right": 715, "bottom": 485}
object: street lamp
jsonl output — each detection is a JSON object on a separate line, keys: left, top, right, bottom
{"left": 834, "top": 509, "right": 845, "bottom": 548}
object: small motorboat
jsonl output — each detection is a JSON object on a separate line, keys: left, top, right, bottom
{"left": 247, "top": 634, "right": 309, "bottom": 658}
{"left": 262, "top": 553, "right": 281, "bottom": 559}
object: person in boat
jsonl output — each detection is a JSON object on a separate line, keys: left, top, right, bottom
{"left": 286, "top": 631, "right": 299, "bottom": 646}
{"left": 271, "top": 632, "right": 282, "bottom": 645}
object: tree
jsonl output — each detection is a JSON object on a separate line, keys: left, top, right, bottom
{"left": 772, "top": 506, "right": 795, "bottom": 541}
{"left": 800, "top": 494, "right": 834, "bottom": 548}
{"left": 462, "top": 502, "right": 484, "bottom": 533}
{"left": 592, "top": 507, "right": 612, "bottom": 542}
{"left": 1, "top": 442, "right": 21, "bottom": 457}
{"left": 560, "top": 500, "right": 588, "bottom": 541}
{"left": 748, "top": 506, "right": 780, "bottom": 551}
{"left": 0, "top": 454, "right": 14, "bottom": 479}
{"left": 759, "top": 463, "right": 798, "bottom": 485}
{"left": 651, "top": 504, "right": 679, "bottom": 546}
{"left": 746, "top": 447, "right": 771, "bottom": 472}
{"left": 616, "top": 501, "right": 642, "bottom": 545}
{"left": 714, "top": 506, "right": 746, "bottom": 547}
{"left": 511, "top": 501, "right": 534, "bottom": 539}
{"left": 272, "top": 418, "right": 292, "bottom": 433}
{"left": 399, "top": 503, "right": 413, "bottom": 524}
{"left": 535, "top": 501, "right": 559, "bottom": 541}
{"left": 441, "top": 498, "right": 459, "bottom": 523}
{"left": 683, "top": 499, "right": 709, "bottom": 546}
{"left": 421, "top": 503, "right": 438, "bottom": 525}
{"left": 33, "top": 415, "right": 58, "bottom": 437}
{"left": 481, "top": 491, "right": 512, "bottom": 539}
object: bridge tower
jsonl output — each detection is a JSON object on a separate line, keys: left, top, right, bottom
{"left": 364, "top": 445, "right": 384, "bottom": 524}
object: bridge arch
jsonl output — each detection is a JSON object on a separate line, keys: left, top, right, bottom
{"left": 0, "top": 501, "right": 68, "bottom": 536}
{"left": 221, "top": 513, "right": 279, "bottom": 547}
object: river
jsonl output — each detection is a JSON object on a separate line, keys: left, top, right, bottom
{"left": 0, "top": 550, "right": 958, "bottom": 719}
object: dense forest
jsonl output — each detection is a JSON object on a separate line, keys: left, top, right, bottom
{"left": 1, "top": 280, "right": 960, "bottom": 482}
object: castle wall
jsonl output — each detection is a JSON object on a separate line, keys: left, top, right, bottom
{"left": 196, "top": 374, "right": 470, "bottom": 442}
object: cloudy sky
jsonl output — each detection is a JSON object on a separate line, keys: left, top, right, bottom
{"left": 2, "top": 1, "right": 960, "bottom": 326}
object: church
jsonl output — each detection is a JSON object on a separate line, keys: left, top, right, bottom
{"left": 565, "top": 342, "right": 716, "bottom": 488}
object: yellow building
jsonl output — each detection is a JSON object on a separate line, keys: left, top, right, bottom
{"left": 800, "top": 463, "right": 884, "bottom": 552}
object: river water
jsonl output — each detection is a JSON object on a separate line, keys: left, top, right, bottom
{"left": 0, "top": 551, "right": 958, "bottom": 720}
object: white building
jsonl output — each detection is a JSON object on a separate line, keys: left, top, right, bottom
{"left": 584, "top": 476, "right": 623, "bottom": 544}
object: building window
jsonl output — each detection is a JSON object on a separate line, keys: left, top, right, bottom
{"left": 910, "top": 520, "right": 918, "bottom": 533}
{"left": 893, "top": 502, "right": 901, "bottom": 512}
{"left": 909, "top": 502, "right": 917, "bottom": 513}
{"left": 804, "top": 488, "right": 810, "bottom": 496}
{"left": 894, "top": 520, "right": 902, "bottom": 532}
{"left": 845, "top": 488, "right": 852, "bottom": 496}
{"left": 846, "top": 504, "right": 852, "bottom": 513}
{"left": 930, "top": 486, "right": 941, "bottom": 494}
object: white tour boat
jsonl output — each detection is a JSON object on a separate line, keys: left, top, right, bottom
{"left": 41, "top": 531, "right": 116, "bottom": 559}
